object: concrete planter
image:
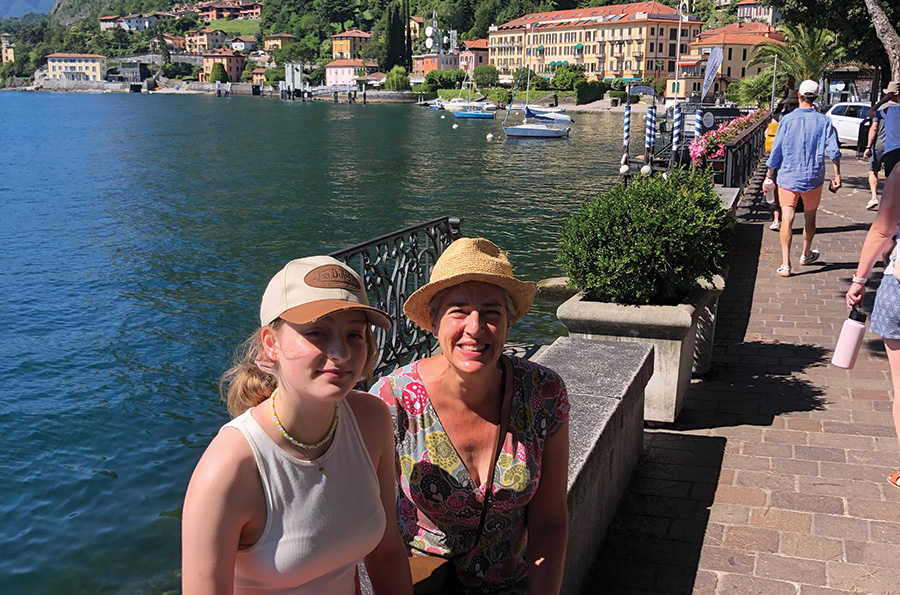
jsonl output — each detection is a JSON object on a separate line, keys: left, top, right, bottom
{"left": 557, "top": 287, "right": 715, "bottom": 423}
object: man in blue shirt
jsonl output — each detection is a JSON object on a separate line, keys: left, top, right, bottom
{"left": 867, "top": 81, "right": 900, "bottom": 178}
{"left": 765, "top": 80, "right": 842, "bottom": 277}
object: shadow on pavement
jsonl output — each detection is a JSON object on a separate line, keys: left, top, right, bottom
{"left": 584, "top": 433, "right": 726, "bottom": 594}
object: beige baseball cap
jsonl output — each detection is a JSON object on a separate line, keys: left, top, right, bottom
{"left": 260, "top": 256, "right": 392, "bottom": 329}
{"left": 798, "top": 79, "right": 819, "bottom": 97}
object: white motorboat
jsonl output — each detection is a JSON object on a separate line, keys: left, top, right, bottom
{"left": 503, "top": 121, "right": 570, "bottom": 138}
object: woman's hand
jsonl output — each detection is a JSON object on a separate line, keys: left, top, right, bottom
{"left": 846, "top": 283, "right": 865, "bottom": 308}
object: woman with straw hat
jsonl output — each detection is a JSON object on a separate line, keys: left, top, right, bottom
{"left": 182, "top": 256, "right": 413, "bottom": 594}
{"left": 370, "top": 238, "right": 570, "bottom": 594}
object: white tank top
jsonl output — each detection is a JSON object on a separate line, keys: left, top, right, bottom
{"left": 225, "top": 398, "right": 385, "bottom": 594}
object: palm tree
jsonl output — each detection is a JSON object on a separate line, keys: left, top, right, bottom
{"left": 736, "top": 68, "right": 784, "bottom": 108}
{"left": 749, "top": 23, "right": 844, "bottom": 98}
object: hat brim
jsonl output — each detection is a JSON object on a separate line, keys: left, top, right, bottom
{"left": 279, "top": 299, "right": 393, "bottom": 329}
{"left": 403, "top": 273, "right": 536, "bottom": 332}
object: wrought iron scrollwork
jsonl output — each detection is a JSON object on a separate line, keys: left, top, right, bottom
{"left": 331, "top": 217, "right": 462, "bottom": 378}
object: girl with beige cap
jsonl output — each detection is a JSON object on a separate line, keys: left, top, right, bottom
{"left": 182, "top": 256, "right": 413, "bottom": 594}
{"left": 370, "top": 238, "right": 570, "bottom": 594}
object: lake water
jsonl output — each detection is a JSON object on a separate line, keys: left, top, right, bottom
{"left": 0, "top": 90, "right": 632, "bottom": 592}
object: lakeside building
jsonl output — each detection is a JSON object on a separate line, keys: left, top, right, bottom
{"left": 331, "top": 29, "right": 372, "bottom": 60}
{"left": 735, "top": 0, "right": 782, "bottom": 26}
{"left": 239, "top": 3, "right": 263, "bottom": 19}
{"left": 150, "top": 33, "right": 187, "bottom": 52}
{"left": 1, "top": 33, "right": 14, "bottom": 64}
{"left": 227, "top": 35, "right": 258, "bottom": 51}
{"left": 199, "top": 48, "right": 246, "bottom": 82}
{"left": 186, "top": 28, "right": 226, "bottom": 53}
{"left": 488, "top": 1, "right": 702, "bottom": 85}
{"left": 46, "top": 53, "right": 107, "bottom": 81}
{"left": 325, "top": 58, "right": 378, "bottom": 87}
{"left": 459, "top": 39, "right": 489, "bottom": 77}
{"left": 251, "top": 67, "right": 266, "bottom": 86}
{"left": 412, "top": 52, "right": 460, "bottom": 78}
{"left": 265, "top": 33, "right": 297, "bottom": 51}
{"left": 667, "top": 22, "right": 782, "bottom": 99}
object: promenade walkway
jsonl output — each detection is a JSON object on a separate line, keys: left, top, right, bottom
{"left": 587, "top": 154, "right": 900, "bottom": 594}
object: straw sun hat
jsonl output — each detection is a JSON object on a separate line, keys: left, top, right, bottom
{"left": 403, "top": 237, "right": 536, "bottom": 331}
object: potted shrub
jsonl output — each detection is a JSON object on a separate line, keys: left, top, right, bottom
{"left": 556, "top": 168, "right": 731, "bottom": 423}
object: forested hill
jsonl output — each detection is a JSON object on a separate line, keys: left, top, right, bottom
{"left": 46, "top": 0, "right": 684, "bottom": 40}
{"left": 1, "top": 0, "right": 56, "bottom": 19}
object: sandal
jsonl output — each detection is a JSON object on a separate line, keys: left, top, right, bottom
{"left": 888, "top": 472, "right": 900, "bottom": 490}
{"left": 777, "top": 265, "right": 792, "bottom": 277}
{"left": 800, "top": 250, "right": 820, "bottom": 265}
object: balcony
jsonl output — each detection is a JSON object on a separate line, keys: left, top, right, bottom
{"left": 633, "top": 50, "right": 644, "bottom": 59}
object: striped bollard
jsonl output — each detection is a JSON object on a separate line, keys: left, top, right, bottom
{"left": 623, "top": 105, "right": 631, "bottom": 163}
{"left": 695, "top": 110, "right": 702, "bottom": 139}
{"left": 644, "top": 106, "right": 656, "bottom": 164}
{"left": 670, "top": 105, "right": 682, "bottom": 169}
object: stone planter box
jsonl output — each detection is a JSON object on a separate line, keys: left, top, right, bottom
{"left": 557, "top": 287, "right": 715, "bottom": 423}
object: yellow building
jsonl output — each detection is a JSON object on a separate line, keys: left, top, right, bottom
{"left": 1, "top": 33, "right": 14, "bottom": 64}
{"left": 488, "top": 1, "right": 702, "bottom": 84}
{"left": 264, "top": 33, "right": 298, "bottom": 51}
{"left": 46, "top": 53, "right": 107, "bottom": 81}
{"left": 331, "top": 29, "right": 371, "bottom": 60}
{"left": 186, "top": 28, "right": 226, "bottom": 53}
{"left": 199, "top": 48, "right": 247, "bottom": 83}
{"left": 666, "top": 22, "right": 783, "bottom": 99}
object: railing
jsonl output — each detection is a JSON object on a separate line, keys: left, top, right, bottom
{"left": 720, "top": 112, "right": 772, "bottom": 188}
{"left": 331, "top": 217, "right": 463, "bottom": 378}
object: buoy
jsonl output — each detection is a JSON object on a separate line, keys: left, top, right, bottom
{"left": 619, "top": 164, "right": 630, "bottom": 174}
{"left": 441, "top": 115, "right": 446, "bottom": 119}
{"left": 640, "top": 165, "right": 652, "bottom": 176}
{"left": 486, "top": 133, "right": 494, "bottom": 141}
{"left": 452, "top": 123, "right": 458, "bottom": 129}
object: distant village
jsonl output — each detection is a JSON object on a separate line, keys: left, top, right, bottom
{"left": 0, "top": 0, "right": 853, "bottom": 104}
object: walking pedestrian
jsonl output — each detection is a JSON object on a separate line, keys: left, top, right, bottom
{"left": 765, "top": 79, "right": 842, "bottom": 277}
{"left": 867, "top": 81, "right": 900, "bottom": 178}
{"left": 862, "top": 90, "right": 899, "bottom": 210}
{"left": 846, "top": 166, "right": 900, "bottom": 490}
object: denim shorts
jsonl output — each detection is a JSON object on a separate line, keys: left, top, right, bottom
{"left": 870, "top": 274, "right": 900, "bottom": 340}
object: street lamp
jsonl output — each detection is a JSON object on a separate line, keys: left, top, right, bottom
{"left": 673, "top": 1, "right": 687, "bottom": 101}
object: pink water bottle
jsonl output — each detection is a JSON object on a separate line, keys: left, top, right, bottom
{"left": 831, "top": 308, "right": 867, "bottom": 369}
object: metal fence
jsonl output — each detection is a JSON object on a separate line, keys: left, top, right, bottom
{"left": 718, "top": 112, "right": 772, "bottom": 188}
{"left": 331, "top": 217, "right": 462, "bottom": 378}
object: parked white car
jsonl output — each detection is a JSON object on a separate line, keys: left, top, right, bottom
{"left": 825, "top": 102, "right": 871, "bottom": 146}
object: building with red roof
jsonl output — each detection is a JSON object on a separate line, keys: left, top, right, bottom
{"left": 488, "top": 1, "right": 703, "bottom": 84}
{"left": 331, "top": 29, "right": 372, "bottom": 60}
{"left": 325, "top": 58, "right": 378, "bottom": 87}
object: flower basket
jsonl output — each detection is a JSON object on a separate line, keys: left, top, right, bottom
{"left": 689, "top": 108, "right": 770, "bottom": 166}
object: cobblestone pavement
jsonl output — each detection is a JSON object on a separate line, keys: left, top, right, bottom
{"left": 587, "top": 154, "right": 900, "bottom": 594}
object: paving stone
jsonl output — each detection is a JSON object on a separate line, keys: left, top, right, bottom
{"left": 769, "top": 491, "right": 845, "bottom": 515}
{"left": 720, "top": 525, "right": 780, "bottom": 554}
{"left": 778, "top": 532, "right": 844, "bottom": 562}
{"left": 755, "top": 553, "right": 827, "bottom": 585}
{"left": 714, "top": 573, "right": 799, "bottom": 594}
{"left": 750, "top": 508, "right": 812, "bottom": 533}
{"left": 825, "top": 561, "right": 898, "bottom": 594}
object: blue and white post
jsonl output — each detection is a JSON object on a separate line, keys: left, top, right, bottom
{"left": 622, "top": 105, "right": 631, "bottom": 165}
{"left": 644, "top": 105, "right": 656, "bottom": 164}
{"left": 669, "top": 104, "right": 682, "bottom": 170}
{"left": 695, "top": 109, "right": 703, "bottom": 140}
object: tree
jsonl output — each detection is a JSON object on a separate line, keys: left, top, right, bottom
{"left": 766, "top": 0, "right": 898, "bottom": 80}
{"left": 385, "top": 1, "right": 405, "bottom": 70}
{"left": 241, "top": 60, "right": 255, "bottom": 82}
{"left": 473, "top": 64, "right": 499, "bottom": 88}
{"left": 307, "top": 64, "right": 326, "bottom": 85}
{"left": 551, "top": 64, "right": 586, "bottom": 91}
{"left": 749, "top": 23, "right": 844, "bottom": 94}
{"left": 361, "top": 36, "right": 387, "bottom": 69}
{"left": 384, "top": 65, "right": 411, "bottom": 90}
{"left": 209, "top": 62, "right": 229, "bottom": 83}
{"left": 736, "top": 68, "right": 786, "bottom": 107}
{"left": 159, "top": 37, "right": 171, "bottom": 64}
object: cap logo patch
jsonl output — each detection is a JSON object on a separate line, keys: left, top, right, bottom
{"left": 305, "top": 265, "right": 361, "bottom": 291}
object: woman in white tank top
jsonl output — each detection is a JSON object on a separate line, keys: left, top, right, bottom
{"left": 182, "top": 256, "right": 413, "bottom": 594}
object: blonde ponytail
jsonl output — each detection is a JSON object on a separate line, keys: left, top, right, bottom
{"left": 219, "top": 322, "right": 281, "bottom": 417}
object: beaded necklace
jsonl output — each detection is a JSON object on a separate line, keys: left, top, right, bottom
{"left": 270, "top": 389, "right": 339, "bottom": 452}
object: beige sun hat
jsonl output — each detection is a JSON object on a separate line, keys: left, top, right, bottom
{"left": 403, "top": 237, "right": 536, "bottom": 331}
{"left": 260, "top": 256, "right": 392, "bottom": 329}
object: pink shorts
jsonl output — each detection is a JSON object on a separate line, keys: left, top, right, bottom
{"left": 777, "top": 185, "right": 823, "bottom": 210}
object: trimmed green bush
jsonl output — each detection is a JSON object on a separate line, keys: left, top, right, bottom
{"left": 575, "top": 80, "right": 605, "bottom": 104}
{"left": 609, "top": 90, "right": 627, "bottom": 99}
{"left": 557, "top": 168, "right": 731, "bottom": 305}
{"left": 724, "top": 94, "right": 739, "bottom": 103}
{"left": 628, "top": 94, "right": 640, "bottom": 104}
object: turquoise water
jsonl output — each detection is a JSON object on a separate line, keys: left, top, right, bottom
{"left": 0, "top": 91, "right": 630, "bottom": 592}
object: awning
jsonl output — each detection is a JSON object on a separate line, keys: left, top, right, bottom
{"left": 574, "top": 43, "right": 583, "bottom": 50}
{"left": 677, "top": 59, "right": 700, "bottom": 66}
{"left": 536, "top": 45, "right": 544, "bottom": 51}
{"left": 561, "top": 60, "right": 569, "bottom": 65}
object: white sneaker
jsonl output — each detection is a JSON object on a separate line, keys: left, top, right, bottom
{"left": 866, "top": 197, "right": 880, "bottom": 211}
{"left": 769, "top": 221, "right": 780, "bottom": 231}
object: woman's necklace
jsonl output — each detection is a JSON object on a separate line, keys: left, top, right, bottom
{"left": 270, "top": 390, "right": 339, "bottom": 476}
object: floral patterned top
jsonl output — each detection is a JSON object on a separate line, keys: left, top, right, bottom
{"left": 370, "top": 356, "right": 569, "bottom": 594}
